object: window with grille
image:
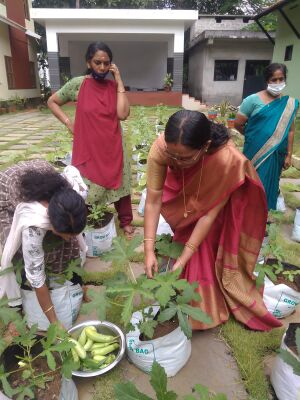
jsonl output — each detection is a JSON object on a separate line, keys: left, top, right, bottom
{"left": 23, "top": 0, "right": 30, "bottom": 20}
{"left": 214, "top": 60, "right": 238, "bottom": 81}
{"left": 4, "top": 56, "right": 15, "bottom": 89}
{"left": 29, "top": 61, "right": 37, "bottom": 88}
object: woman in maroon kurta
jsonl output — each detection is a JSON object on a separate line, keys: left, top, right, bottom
{"left": 48, "top": 42, "right": 134, "bottom": 236}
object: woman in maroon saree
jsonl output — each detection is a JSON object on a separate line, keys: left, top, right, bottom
{"left": 48, "top": 42, "right": 134, "bottom": 237}
{"left": 144, "top": 110, "right": 281, "bottom": 331}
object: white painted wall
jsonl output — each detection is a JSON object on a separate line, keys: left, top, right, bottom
{"left": 189, "top": 39, "right": 273, "bottom": 105}
{"left": 46, "top": 20, "right": 185, "bottom": 53}
{"left": 0, "top": 3, "right": 7, "bottom": 18}
{"left": 0, "top": 23, "right": 40, "bottom": 100}
{"left": 68, "top": 40, "right": 167, "bottom": 89}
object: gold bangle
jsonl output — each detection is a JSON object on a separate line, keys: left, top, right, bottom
{"left": 44, "top": 305, "right": 54, "bottom": 314}
{"left": 117, "top": 90, "right": 126, "bottom": 93}
{"left": 185, "top": 242, "right": 196, "bottom": 252}
{"left": 143, "top": 238, "right": 155, "bottom": 242}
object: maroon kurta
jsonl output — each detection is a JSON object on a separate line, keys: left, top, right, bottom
{"left": 72, "top": 78, "right": 123, "bottom": 189}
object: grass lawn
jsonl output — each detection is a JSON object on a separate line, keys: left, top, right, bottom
{"left": 293, "top": 115, "right": 300, "bottom": 157}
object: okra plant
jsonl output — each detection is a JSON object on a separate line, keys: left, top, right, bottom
{"left": 255, "top": 223, "right": 300, "bottom": 287}
{"left": 115, "top": 361, "right": 228, "bottom": 400}
{"left": 0, "top": 301, "right": 76, "bottom": 399}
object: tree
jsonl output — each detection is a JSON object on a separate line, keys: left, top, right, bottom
{"left": 32, "top": 0, "right": 271, "bottom": 14}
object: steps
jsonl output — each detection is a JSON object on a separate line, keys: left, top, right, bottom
{"left": 182, "top": 94, "right": 207, "bottom": 112}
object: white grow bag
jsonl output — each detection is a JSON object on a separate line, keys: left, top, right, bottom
{"left": 22, "top": 282, "right": 83, "bottom": 331}
{"left": 84, "top": 214, "right": 117, "bottom": 257}
{"left": 271, "top": 334, "right": 300, "bottom": 400}
{"left": 126, "top": 306, "right": 191, "bottom": 377}
{"left": 263, "top": 276, "right": 300, "bottom": 319}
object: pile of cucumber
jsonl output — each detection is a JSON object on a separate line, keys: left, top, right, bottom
{"left": 69, "top": 325, "right": 120, "bottom": 371}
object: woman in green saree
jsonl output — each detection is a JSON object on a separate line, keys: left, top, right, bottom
{"left": 235, "top": 63, "right": 299, "bottom": 210}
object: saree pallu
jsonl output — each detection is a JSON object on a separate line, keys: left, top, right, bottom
{"left": 243, "top": 96, "right": 299, "bottom": 210}
{"left": 161, "top": 141, "right": 282, "bottom": 331}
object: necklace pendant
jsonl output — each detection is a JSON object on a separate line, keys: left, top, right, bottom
{"left": 183, "top": 212, "right": 188, "bottom": 218}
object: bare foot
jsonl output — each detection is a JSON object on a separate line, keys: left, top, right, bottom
{"left": 123, "top": 225, "right": 135, "bottom": 239}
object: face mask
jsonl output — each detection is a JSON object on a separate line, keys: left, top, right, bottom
{"left": 91, "top": 70, "right": 109, "bottom": 81}
{"left": 267, "top": 82, "right": 286, "bottom": 97}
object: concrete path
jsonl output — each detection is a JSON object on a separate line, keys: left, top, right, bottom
{"left": 0, "top": 110, "right": 63, "bottom": 168}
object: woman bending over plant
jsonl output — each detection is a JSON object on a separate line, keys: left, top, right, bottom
{"left": 0, "top": 160, "right": 87, "bottom": 329}
{"left": 144, "top": 110, "right": 282, "bottom": 331}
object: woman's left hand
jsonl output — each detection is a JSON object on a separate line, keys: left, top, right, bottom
{"left": 284, "top": 154, "right": 292, "bottom": 169}
{"left": 109, "top": 63, "right": 121, "bottom": 82}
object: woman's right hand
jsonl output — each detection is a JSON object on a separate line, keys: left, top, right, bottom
{"left": 144, "top": 251, "right": 158, "bottom": 279}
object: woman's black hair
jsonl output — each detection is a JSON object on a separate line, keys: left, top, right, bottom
{"left": 264, "top": 63, "right": 287, "bottom": 82}
{"left": 85, "top": 42, "right": 113, "bottom": 74}
{"left": 19, "top": 170, "right": 87, "bottom": 234}
{"left": 164, "top": 110, "right": 229, "bottom": 149}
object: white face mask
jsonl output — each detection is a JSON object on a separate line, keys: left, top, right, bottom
{"left": 267, "top": 82, "right": 286, "bottom": 97}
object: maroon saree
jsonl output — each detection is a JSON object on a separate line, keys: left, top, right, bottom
{"left": 157, "top": 138, "right": 282, "bottom": 331}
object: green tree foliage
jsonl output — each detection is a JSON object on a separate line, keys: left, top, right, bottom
{"left": 32, "top": 0, "right": 273, "bottom": 15}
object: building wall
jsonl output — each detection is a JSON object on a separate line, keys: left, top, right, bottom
{"left": 0, "top": 0, "right": 40, "bottom": 100}
{"left": 190, "top": 17, "right": 251, "bottom": 40}
{"left": 272, "top": 0, "right": 300, "bottom": 100}
{"left": 68, "top": 40, "right": 168, "bottom": 90}
{"left": 189, "top": 39, "right": 273, "bottom": 105}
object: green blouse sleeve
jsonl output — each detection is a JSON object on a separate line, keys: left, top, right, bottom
{"left": 55, "top": 76, "right": 85, "bottom": 103}
{"left": 238, "top": 94, "right": 263, "bottom": 118}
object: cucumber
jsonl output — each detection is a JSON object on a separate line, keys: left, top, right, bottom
{"left": 77, "top": 328, "right": 87, "bottom": 346}
{"left": 91, "top": 341, "right": 118, "bottom": 350}
{"left": 71, "top": 348, "right": 79, "bottom": 363}
{"left": 83, "top": 338, "right": 94, "bottom": 351}
{"left": 91, "top": 343, "right": 119, "bottom": 356}
{"left": 85, "top": 327, "right": 117, "bottom": 343}
{"left": 69, "top": 338, "right": 87, "bottom": 359}
{"left": 93, "top": 354, "right": 107, "bottom": 362}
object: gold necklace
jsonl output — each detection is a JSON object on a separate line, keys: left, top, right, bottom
{"left": 182, "top": 156, "right": 205, "bottom": 218}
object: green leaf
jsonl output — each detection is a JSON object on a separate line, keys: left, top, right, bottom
{"left": 193, "top": 384, "right": 209, "bottom": 399}
{"left": 0, "top": 297, "right": 22, "bottom": 324}
{"left": 114, "top": 382, "right": 153, "bottom": 400}
{"left": 155, "top": 285, "right": 176, "bottom": 307}
{"left": 61, "top": 352, "right": 77, "bottom": 379}
{"left": 150, "top": 361, "right": 177, "bottom": 400}
{"left": 177, "top": 308, "right": 192, "bottom": 339}
{"left": 182, "top": 396, "right": 197, "bottom": 400}
{"left": 296, "top": 328, "right": 300, "bottom": 358}
{"left": 80, "top": 288, "right": 107, "bottom": 321}
{"left": 121, "top": 292, "right": 135, "bottom": 327}
{"left": 21, "top": 369, "right": 32, "bottom": 380}
{"left": 139, "top": 319, "right": 158, "bottom": 340}
{"left": 102, "top": 235, "right": 143, "bottom": 267}
{"left": 0, "top": 371, "right": 15, "bottom": 397}
{"left": 45, "top": 350, "right": 56, "bottom": 371}
{"left": 179, "top": 304, "right": 212, "bottom": 325}
{"left": 16, "top": 386, "right": 35, "bottom": 400}
{"left": 43, "top": 323, "right": 57, "bottom": 349}
{"left": 279, "top": 349, "right": 300, "bottom": 376}
{"left": 157, "top": 306, "right": 177, "bottom": 323}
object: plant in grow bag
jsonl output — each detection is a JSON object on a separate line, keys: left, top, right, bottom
{"left": 255, "top": 223, "right": 300, "bottom": 290}
{"left": 0, "top": 304, "right": 76, "bottom": 400}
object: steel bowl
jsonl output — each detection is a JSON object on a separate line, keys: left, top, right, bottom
{"left": 68, "top": 320, "right": 125, "bottom": 377}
